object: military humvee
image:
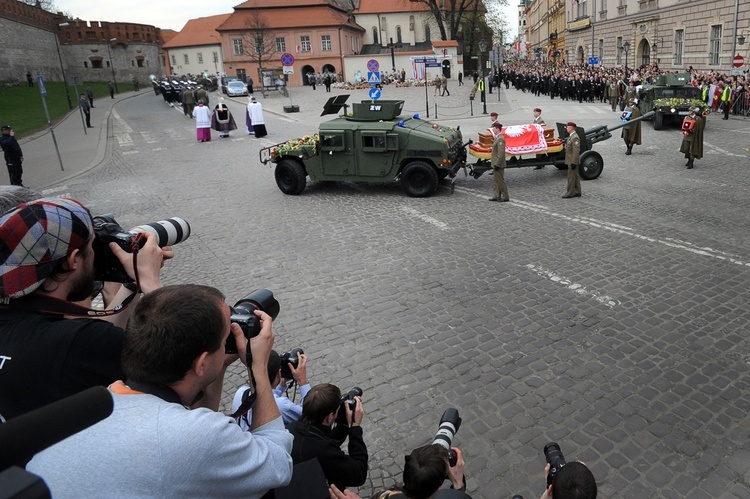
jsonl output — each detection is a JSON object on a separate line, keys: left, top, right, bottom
{"left": 638, "top": 73, "right": 707, "bottom": 130}
{"left": 259, "top": 95, "right": 467, "bottom": 197}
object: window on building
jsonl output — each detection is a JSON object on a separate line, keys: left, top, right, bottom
{"left": 171, "top": 54, "right": 176, "bottom": 65}
{"left": 709, "top": 25, "right": 721, "bottom": 65}
{"left": 233, "top": 38, "right": 243, "bottom": 55}
{"left": 84, "top": 61, "right": 89, "bottom": 68}
{"left": 160, "top": 55, "right": 165, "bottom": 67}
{"left": 236, "top": 68, "right": 246, "bottom": 81}
{"left": 674, "top": 29, "right": 684, "bottom": 66}
{"left": 577, "top": 0, "right": 587, "bottom": 18}
{"left": 322, "top": 35, "right": 331, "bottom": 51}
{"left": 599, "top": 39, "right": 604, "bottom": 59}
{"left": 616, "top": 36, "right": 622, "bottom": 65}
{"left": 92, "top": 60, "right": 102, "bottom": 69}
{"left": 601, "top": 0, "right": 607, "bottom": 11}
{"left": 138, "top": 59, "right": 144, "bottom": 68}
{"left": 425, "top": 25, "right": 431, "bottom": 42}
{"left": 132, "top": 60, "right": 135, "bottom": 66}
{"left": 409, "top": 15, "right": 415, "bottom": 31}
{"left": 276, "top": 37, "right": 286, "bottom": 52}
{"left": 396, "top": 26, "right": 402, "bottom": 44}
{"left": 106, "top": 61, "right": 110, "bottom": 67}
{"left": 372, "top": 27, "right": 378, "bottom": 44}
{"left": 213, "top": 52, "right": 218, "bottom": 64}
{"left": 183, "top": 54, "right": 189, "bottom": 64}
{"left": 254, "top": 36, "right": 264, "bottom": 55}
{"left": 198, "top": 53, "right": 203, "bottom": 64}
{"left": 301, "top": 35, "right": 311, "bottom": 52}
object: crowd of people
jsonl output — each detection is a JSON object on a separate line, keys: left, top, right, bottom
{"left": 0, "top": 183, "right": 598, "bottom": 498}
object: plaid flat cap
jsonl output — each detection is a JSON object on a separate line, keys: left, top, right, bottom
{"left": 0, "top": 198, "right": 93, "bottom": 298}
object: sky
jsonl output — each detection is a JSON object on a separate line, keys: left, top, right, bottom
{"left": 55, "top": 0, "right": 520, "bottom": 36}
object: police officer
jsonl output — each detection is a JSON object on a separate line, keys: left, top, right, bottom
{"left": 0, "top": 125, "right": 24, "bottom": 186}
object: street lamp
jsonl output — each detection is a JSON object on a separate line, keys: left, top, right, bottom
{"left": 479, "top": 38, "right": 488, "bottom": 115}
{"left": 107, "top": 38, "right": 118, "bottom": 93}
{"left": 54, "top": 22, "right": 73, "bottom": 109}
{"left": 208, "top": 34, "right": 220, "bottom": 72}
{"left": 621, "top": 41, "right": 630, "bottom": 73}
{"left": 739, "top": 32, "right": 746, "bottom": 46}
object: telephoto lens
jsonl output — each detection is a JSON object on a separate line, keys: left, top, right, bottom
{"left": 225, "top": 289, "right": 280, "bottom": 354}
{"left": 130, "top": 217, "right": 190, "bottom": 247}
{"left": 432, "top": 408, "right": 461, "bottom": 452}
{"left": 543, "top": 442, "right": 566, "bottom": 486}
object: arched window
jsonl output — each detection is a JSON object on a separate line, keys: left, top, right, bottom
{"left": 372, "top": 27, "right": 378, "bottom": 44}
{"left": 396, "top": 26, "right": 402, "bottom": 44}
{"left": 425, "top": 24, "right": 431, "bottom": 42}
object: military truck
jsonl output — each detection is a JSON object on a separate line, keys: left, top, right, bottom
{"left": 638, "top": 73, "right": 707, "bottom": 130}
{"left": 259, "top": 95, "right": 467, "bottom": 197}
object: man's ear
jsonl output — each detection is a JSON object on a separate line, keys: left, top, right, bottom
{"left": 322, "top": 411, "right": 337, "bottom": 426}
{"left": 66, "top": 248, "right": 83, "bottom": 271}
{"left": 193, "top": 351, "right": 210, "bottom": 378}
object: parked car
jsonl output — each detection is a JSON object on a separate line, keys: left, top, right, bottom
{"left": 226, "top": 80, "right": 248, "bottom": 97}
{"left": 220, "top": 76, "right": 241, "bottom": 94}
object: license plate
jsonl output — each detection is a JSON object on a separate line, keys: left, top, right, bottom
{"left": 678, "top": 111, "right": 689, "bottom": 115}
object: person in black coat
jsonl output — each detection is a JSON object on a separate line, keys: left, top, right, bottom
{"left": 287, "top": 383, "right": 368, "bottom": 491}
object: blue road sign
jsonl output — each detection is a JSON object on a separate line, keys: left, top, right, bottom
{"left": 369, "top": 87, "right": 382, "bottom": 100}
{"left": 367, "top": 59, "right": 380, "bottom": 72}
{"left": 588, "top": 57, "right": 599, "bottom": 65}
{"left": 36, "top": 75, "right": 47, "bottom": 96}
{"left": 367, "top": 71, "right": 381, "bottom": 85}
{"left": 280, "top": 52, "right": 295, "bottom": 66}
{"left": 425, "top": 60, "right": 442, "bottom": 67}
{"left": 413, "top": 58, "right": 426, "bottom": 63}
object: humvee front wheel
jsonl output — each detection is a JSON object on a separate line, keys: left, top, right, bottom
{"left": 401, "top": 161, "right": 439, "bottom": 197}
{"left": 578, "top": 151, "right": 603, "bottom": 180}
{"left": 653, "top": 112, "right": 664, "bottom": 130}
{"left": 275, "top": 159, "right": 307, "bottom": 195}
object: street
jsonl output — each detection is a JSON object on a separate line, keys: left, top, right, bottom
{"left": 39, "top": 83, "right": 750, "bottom": 498}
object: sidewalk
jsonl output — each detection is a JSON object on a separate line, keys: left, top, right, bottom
{"left": 18, "top": 89, "right": 144, "bottom": 192}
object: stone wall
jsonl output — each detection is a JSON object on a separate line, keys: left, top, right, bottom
{"left": 0, "top": 17, "right": 62, "bottom": 82}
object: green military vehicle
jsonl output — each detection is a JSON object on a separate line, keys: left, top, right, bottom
{"left": 638, "top": 73, "right": 707, "bottom": 130}
{"left": 259, "top": 95, "right": 467, "bottom": 197}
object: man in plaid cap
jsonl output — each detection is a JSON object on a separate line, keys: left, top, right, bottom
{"left": 0, "top": 197, "right": 168, "bottom": 421}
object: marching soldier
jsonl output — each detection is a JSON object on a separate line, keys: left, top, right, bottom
{"left": 621, "top": 98, "right": 642, "bottom": 155}
{"left": 680, "top": 107, "right": 704, "bottom": 169}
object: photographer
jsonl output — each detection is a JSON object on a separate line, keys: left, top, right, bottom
{"left": 288, "top": 383, "right": 369, "bottom": 490}
{"left": 28, "top": 284, "right": 293, "bottom": 497}
{"left": 0, "top": 197, "right": 169, "bottom": 421}
{"left": 371, "top": 444, "right": 467, "bottom": 499}
{"left": 539, "top": 462, "right": 597, "bottom": 499}
{"left": 232, "top": 349, "right": 310, "bottom": 428}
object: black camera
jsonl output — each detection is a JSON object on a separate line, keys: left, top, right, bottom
{"left": 280, "top": 348, "right": 304, "bottom": 379}
{"left": 225, "top": 289, "right": 280, "bottom": 354}
{"left": 340, "top": 387, "right": 363, "bottom": 411}
{"left": 92, "top": 214, "right": 191, "bottom": 282}
{"left": 432, "top": 408, "right": 461, "bottom": 466}
{"left": 543, "top": 442, "right": 567, "bottom": 486}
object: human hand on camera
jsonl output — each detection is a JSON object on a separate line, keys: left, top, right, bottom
{"left": 289, "top": 353, "right": 308, "bottom": 385}
{"left": 110, "top": 231, "right": 170, "bottom": 294}
{"left": 329, "top": 484, "right": 361, "bottom": 499}
{"left": 447, "top": 447, "right": 466, "bottom": 490}
{"left": 344, "top": 396, "right": 364, "bottom": 427}
{"left": 539, "top": 463, "right": 552, "bottom": 499}
{"left": 246, "top": 310, "right": 274, "bottom": 372}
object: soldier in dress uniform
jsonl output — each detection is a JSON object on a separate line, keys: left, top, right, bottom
{"left": 487, "top": 122, "right": 509, "bottom": 203}
{"left": 621, "top": 98, "right": 642, "bottom": 155}
{"left": 562, "top": 121, "right": 582, "bottom": 198}
{"left": 680, "top": 107, "right": 704, "bottom": 169}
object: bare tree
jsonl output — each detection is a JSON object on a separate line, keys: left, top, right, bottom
{"left": 241, "top": 10, "right": 278, "bottom": 86}
{"left": 408, "top": 0, "right": 487, "bottom": 41}
{"left": 19, "top": 0, "right": 57, "bottom": 11}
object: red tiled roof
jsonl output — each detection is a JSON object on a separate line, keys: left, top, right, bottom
{"left": 162, "top": 14, "right": 231, "bottom": 48}
{"left": 219, "top": 6, "right": 363, "bottom": 32}
{"left": 432, "top": 40, "right": 458, "bottom": 47}
{"left": 233, "top": 0, "right": 335, "bottom": 7}
{"left": 355, "top": 0, "right": 432, "bottom": 13}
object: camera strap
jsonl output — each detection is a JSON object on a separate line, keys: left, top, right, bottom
{"left": 125, "top": 380, "right": 203, "bottom": 407}
{"left": 0, "top": 291, "right": 138, "bottom": 318}
{"left": 230, "top": 348, "right": 258, "bottom": 419}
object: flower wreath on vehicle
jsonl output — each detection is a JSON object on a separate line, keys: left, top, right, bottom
{"left": 269, "top": 134, "right": 320, "bottom": 158}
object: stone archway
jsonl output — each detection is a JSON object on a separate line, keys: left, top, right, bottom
{"left": 442, "top": 59, "right": 451, "bottom": 78}
{"left": 638, "top": 39, "right": 651, "bottom": 67}
{"left": 301, "top": 64, "right": 315, "bottom": 85}
{"left": 322, "top": 64, "right": 336, "bottom": 73}
{"left": 577, "top": 45, "right": 584, "bottom": 64}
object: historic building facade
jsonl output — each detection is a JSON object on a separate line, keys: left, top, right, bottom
{"left": 526, "top": 0, "right": 750, "bottom": 72}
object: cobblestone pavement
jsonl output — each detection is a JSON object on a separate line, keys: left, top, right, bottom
{"left": 38, "top": 81, "right": 750, "bottom": 499}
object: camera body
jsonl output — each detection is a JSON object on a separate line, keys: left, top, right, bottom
{"left": 543, "top": 442, "right": 567, "bottom": 486}
{"left": 432, "top": 408, "right": 461, "bottom": 466}
{"left": 92, "top": 214, "right": 191, "bottom": 282}
{"left": 225, "top": 289, "right": 280, "bottom": 354}
{"left": 280, "top": 348, "right": 304, "bottom": 379}
{"left": 340, "top": 387, "right": 363, "bottom": 412}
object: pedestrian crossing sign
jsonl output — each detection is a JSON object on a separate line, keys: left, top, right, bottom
{"left": 367, "top": 71, "right": 381, "bottom": 85}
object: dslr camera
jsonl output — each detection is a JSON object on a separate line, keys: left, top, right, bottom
{"left": 225, "top": 289, "right": 280, "bottom": 354}
{"left": 543, "top": 442, "right": 566, "bottom": 486}
{"left": 280, "top": 348, "right": 304, "bottom": 379}
{"left": 92, "top": 214, "right": 191, "bottom": 282}
{"left": 340, "top": 387, "right": 363, "bottom": 411}
{"left": 432, "top": 408, "right": 461, "bottom": 466}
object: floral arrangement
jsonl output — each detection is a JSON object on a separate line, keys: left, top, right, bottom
{"left": 653, "top": 98, "right": 705, "bottom": 109}
{"left": 272, "top": 134, "right": 319, "bottom": 157}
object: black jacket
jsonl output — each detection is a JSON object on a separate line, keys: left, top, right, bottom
{"left": 287, "top": 420, "right": 368, "bottom": 490}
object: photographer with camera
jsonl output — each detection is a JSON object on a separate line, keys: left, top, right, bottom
{"left": 0, "top": 197, "right": 170, "bottom": 421}
{"left": 287, "top": 383, "right": 369, "bottom": 490}
{"left": 539, "top": 443, "right": 597, "bottom": 499}
{"left": 27, "top": 284, "right": 293, "bottom": 497}
{"left": 232, "top": 348, "right": 310, "bottom": 428}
